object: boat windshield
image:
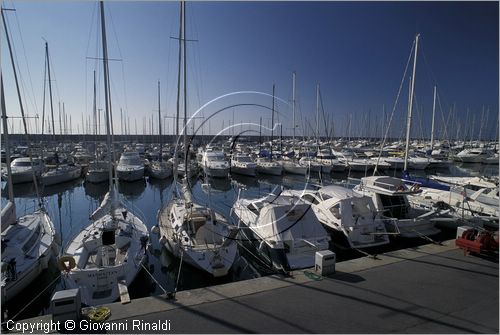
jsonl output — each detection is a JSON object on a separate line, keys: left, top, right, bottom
{"left": 236, "top": 156, "right": 252, "bottom": 162}
{"left": 120, "top": 157, "right": 141, "bottom": 165}
{"left": 207, "top": 155, "right": 224, "bottom": 161}
{"left": 352, "top": 199, "right": 373, "bottom": 215}
{"left": 13, "top": 161, "right": 34, "bottom": 167}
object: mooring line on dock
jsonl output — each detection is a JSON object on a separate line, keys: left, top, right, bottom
{"left": 140, "top": 263, "right": 168, "bottom": 295}
{"left": 352, "top": 247, "right": 379, "bottom": 260}
{"left": 174, "top": 249, "right": 184, "bottom": 298}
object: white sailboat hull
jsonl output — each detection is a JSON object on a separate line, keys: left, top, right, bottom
{"left": 42, "top": 165, "right": 81, "bottom": 186}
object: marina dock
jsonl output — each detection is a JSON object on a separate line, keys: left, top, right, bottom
{"left": 9, "top": 239, "right": 498, "bottom": 334}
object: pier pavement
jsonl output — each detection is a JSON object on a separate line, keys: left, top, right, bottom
{"left": 9, "top": 239, "right": 499, "bottom": 333}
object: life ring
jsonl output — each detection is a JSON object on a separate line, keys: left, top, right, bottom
{"left": 58, "top": 256, "right": 76, "bottom": 272}
{"left": 87, "top": 307, "right": 111, "bottom": 322}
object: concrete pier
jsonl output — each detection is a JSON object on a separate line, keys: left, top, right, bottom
{"left": 8, "top": 239, "right": 499, "bottom": 333}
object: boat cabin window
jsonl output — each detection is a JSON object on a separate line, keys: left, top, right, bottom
{"left": 302, "top": 194, "right": 319, "bottom": 205}
{"left": 13, "top": 161, "right": 33, "bottom": 167}
{"left": 352, "top": 200, "right": 372, "bottom": 215}
{"left": 102, "top": 229, "right": 115, "bottom": 246}
{"left": 236, "top": 156, "right": 252, "bottom": 162}
{"left": 319, "top": 193, "right": 332, "bottom": 201}
{"left": 330, "top": 204, "right": 341, "bottom": 219}
{"left": 378, "top": 194, "right": 409, "bottom": 219}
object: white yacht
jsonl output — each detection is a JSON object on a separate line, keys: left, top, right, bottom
{"left": 61, "top": 191, "right": 149, "bottom": 306}
{"left": 454, "top": 148, "right": 491, "bottom": 163}
{"left": 232, "top": 191, "right": 330, "bottom": 271}
{"left": 8, "top": 157, "right": 45, "bottom": 184}
{"left": 86, "top": 160, "right": 109, "bottom": 184}
{"left": 429, "top": 175, "right": 499, "bottom": 207}
{"left": 354, "top": 176, "right": 441, "bottom": 238}
{"left": 201, "top": 150, "right": 230, "bottom": 178}
{"left": 116, "top": 151, "right": 144, "bottom": 182}
{"left": 231, "top": 154, "right": 257, "bottom": 177}
{"left": 408, "top": 186, "right": 499, "bottom": 221}
{"left": 295, "top": 186, "right": 390, "bottom": 249}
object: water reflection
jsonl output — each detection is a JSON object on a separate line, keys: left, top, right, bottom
{"left": 83, "top": 180, "right": 108, "bottom": 201}
{"left": 118, "top": 179, "right": 146, "bottom": 198}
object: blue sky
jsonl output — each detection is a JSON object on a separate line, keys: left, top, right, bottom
{"left": 2, "top": 1, "right": 498, "bottom": 140}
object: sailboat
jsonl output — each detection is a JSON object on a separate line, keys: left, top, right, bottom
{"left": 40, "top": 41, "right": 82, "bottom": 186}
{"left": 158, "top": 1, "right": 237, "bottom": 278}
{"left": 1, "top": 12, "right": 59, "bottom": 302}
{"left": 357, "top": 34, "right": 441, "bottom": 238}
{"left": 149, "top": 80, "right": 173, "bottom": 179}
{"left": 280, "top": 72, "right": 309, "bottom": 176}
{"left": 60, "top": 1, "right": 149, "bottom": 306}
{"left": 86, "top": 70, "right": 109, "bottom": 184}
{"left": 256, "top": 86, "right": 283, "bottom": 176}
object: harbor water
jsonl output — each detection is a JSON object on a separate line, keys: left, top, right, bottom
{"left": 1, "top": 161, "right": 497, "bottom": 320}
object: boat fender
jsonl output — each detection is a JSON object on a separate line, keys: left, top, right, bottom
{"left": 58, "top": 256, "right": 76, "bottom": 272}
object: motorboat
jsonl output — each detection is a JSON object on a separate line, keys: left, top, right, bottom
{"left": 429, "top": 175, "right": 499, "bottom": 207}
{"left": 231, "top": 154, "right": 257, "bottom": 177}
{"left": 294, "top": 186, "right": 390, "bottom": 249}
{"left": 232, "top": 191, "right": 330, "bottom": 271}
{"left": 354, "top": 176, "right": 441, "bottom": 238}
{"left": 201, "top": 150, "right": 229, "bottom": 178}
{"left": 7, "top": 157, "right": 45, "bottom": 184}
{"left": 454, "top": 148, "right": 491, "bottom": 163}
{"left": 116, "top": 150, "right": 144, "bottom": 182}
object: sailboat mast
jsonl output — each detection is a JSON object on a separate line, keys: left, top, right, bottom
{"left": 45, "top": 42, "right": 56, "bottom": 142}
{"left": 182, "top": 0, "right": 188, "bottom": 174}
{"left": 173, "top": 1, "right": 183, "bottom": 183}
{"left": 270, "top": 84, "right": 275, "bottom": 162}
{"left": 430, "top": 85, "right": 437, "bottom": 150}
{"left": 316, "top": 84, "right": 320, "bottom": 149}
{"left": 0, "top": 75, "right": 14, "bottom": 203}
{"left": 93, "top": 70, "right": 98, "bottom": 158}
{"left": 2, "top": 9, "right": 42, "bottom": 205}
{"left": 403, "top": 33, "right": 419, "bottom": 171}
{"left": 292, "top": 71, "right": 296, "bottom": 149}
{"left": 158, "top": 80, "right": 162, "bottom": 163}
{"left": 100, "top": 1, "right": 114, "bottom": 191}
